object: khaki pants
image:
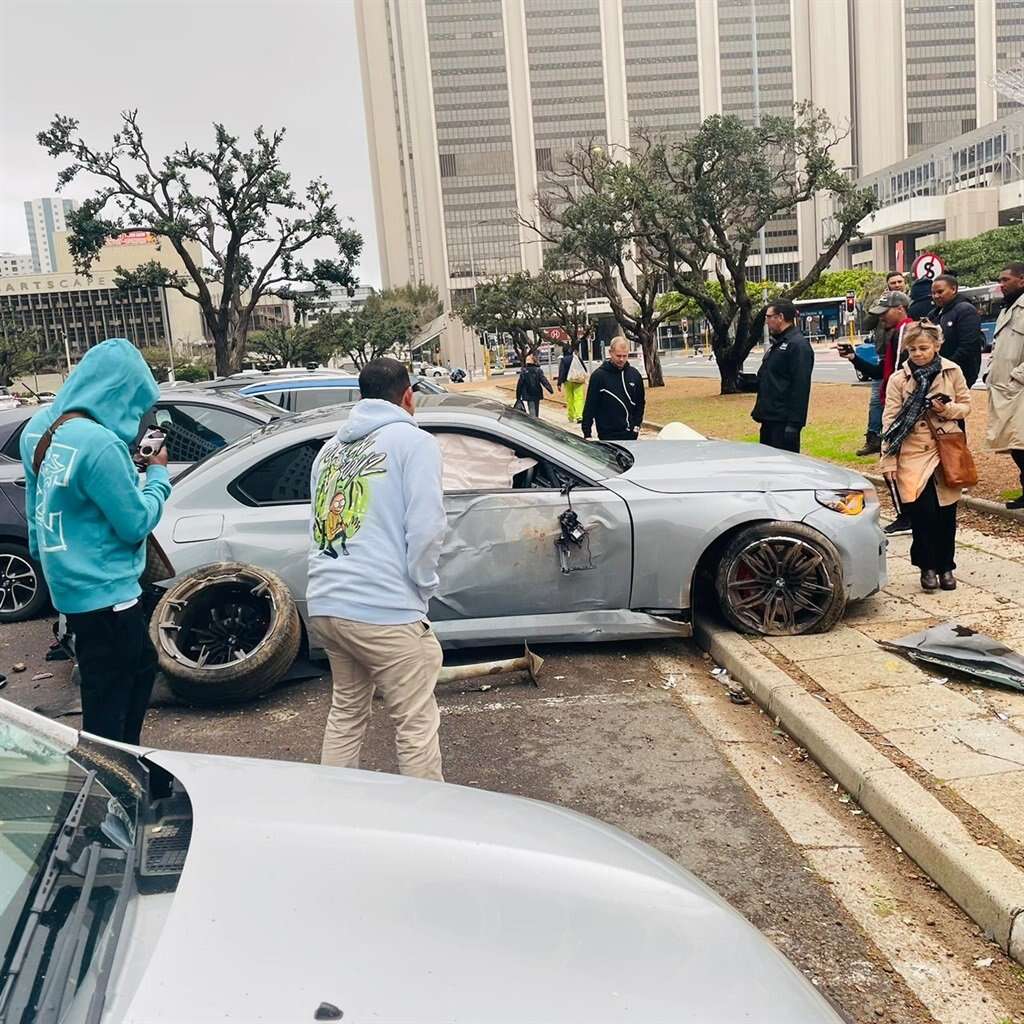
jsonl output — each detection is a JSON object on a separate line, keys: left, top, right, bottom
{"left": 311, "top": 616, "right": 444, "bottom": 781}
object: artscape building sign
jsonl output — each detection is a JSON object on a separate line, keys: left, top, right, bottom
{"left": 1, "top": 273, "right": 120, "bottom": 294}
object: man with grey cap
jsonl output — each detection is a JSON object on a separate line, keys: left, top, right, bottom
{"left": 840, "top": 290, "right": 914, "bottom": 534}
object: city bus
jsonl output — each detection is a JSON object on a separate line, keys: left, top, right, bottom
{"left": 959, "top": 283, "right": 1002, "bottom": 352}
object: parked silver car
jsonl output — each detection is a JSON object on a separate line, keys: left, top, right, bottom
{"left": 150, "top": 395, "right": 884, "bottom": 697}
{"left": 0, "top": 698, "right": 844, "bottom": 1022}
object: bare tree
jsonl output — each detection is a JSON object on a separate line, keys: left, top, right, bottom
{"left": 38, "top": 111, "right": 362, "bottom": 374}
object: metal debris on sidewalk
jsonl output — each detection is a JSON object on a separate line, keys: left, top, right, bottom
{"left": 879, "top": 622, "right": 1024, "bottom": 693}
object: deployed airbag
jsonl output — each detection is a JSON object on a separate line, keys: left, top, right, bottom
{"left": 436, "top": 432, "right": 537, "bottom": 491}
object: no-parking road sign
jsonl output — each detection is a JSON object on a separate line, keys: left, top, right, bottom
{"left": 912, "top": 252, "right": 946, "bottom": 281}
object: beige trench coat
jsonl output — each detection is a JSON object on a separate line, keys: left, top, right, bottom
{"left": 879, "top": 358, "right": 971, "bottom": 506}
{"left": 986, "top": 291, "right": 1024, "bottom": 452}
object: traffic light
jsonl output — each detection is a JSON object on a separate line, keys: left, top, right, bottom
{"left": 845, "top": 292, "right": 856, "bottom": 313}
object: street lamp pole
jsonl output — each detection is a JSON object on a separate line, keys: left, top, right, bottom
{"left": 750, "top": 0, "right": 770, "bottom": 345}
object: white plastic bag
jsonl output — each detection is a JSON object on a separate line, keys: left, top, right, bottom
{"left": 567, "top": 354, "right": 587, "bottom": 383}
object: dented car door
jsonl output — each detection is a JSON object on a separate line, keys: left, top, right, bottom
{"left": 431, "top": 486, "right": 633, "bottom": 621}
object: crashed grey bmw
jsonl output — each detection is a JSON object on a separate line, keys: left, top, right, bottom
{"left": 148, "top": 395, "right": 885, "bottom": 699}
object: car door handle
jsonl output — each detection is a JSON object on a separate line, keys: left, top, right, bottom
{"left": 14, "top": 478, "right": 26, "bottom": 488}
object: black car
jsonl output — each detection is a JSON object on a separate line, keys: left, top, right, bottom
{"left": 0, "top": 390, "right": 285, "bottom": 623}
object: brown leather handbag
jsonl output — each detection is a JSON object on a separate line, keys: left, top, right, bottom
{"left": 927, "top": 416, "right": 978, "bottom": 489}
{"left": 32, "top": 411, "right": 174, "bottom": 586}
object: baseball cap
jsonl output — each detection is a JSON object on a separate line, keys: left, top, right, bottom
{"left": 868, "top": 291, "right": 911, "bottom": 315}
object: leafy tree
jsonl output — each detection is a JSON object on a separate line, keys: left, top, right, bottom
{"left": 139, "top": 345, "right": 172, "bottom": 382}
{"left": 38, "top": 110, "right": 362, "bottom": 375}
{"left": 930, "top": 225, "right": 1024, "bottom": 287}
{"left": 797, "top": 269, "right": 883, "bottom": 301}
{"left": 525, "top": 147, "right": 670, "bottom": 385}
{"left": 0, "top": 317, "right": 44, "bottom": 387}
{"left": 175, "top": 362, "right": 213, "bottom": 383}
{"left": 308, "top": 306, "right": 415, "bottom": 369}
{"left": 366, "top": 283, "right": 443, "bottom": 335}
{"left": 529, "top": 270, "right": 594, "bottom": 355}
{"left": 457, "top": 272, "right": 546, "bottom": 363}
{"left": 592, "top": 105, "right": 877, "bottom": 392}
{"left": 248, "top": 324, "right": 324, "bottom": 368}
{"left": 657, "top": 280, "right": 781, "bottom": 325}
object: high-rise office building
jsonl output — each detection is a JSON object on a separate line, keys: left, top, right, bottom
{"left": 356, "top": 0, "right": 1021, "bottom": 338}
{"left": 24, "top": 197, "right": 79, "bottom": 274}
{"left": 0, "top": 252, "right": 35, "bottom": 278}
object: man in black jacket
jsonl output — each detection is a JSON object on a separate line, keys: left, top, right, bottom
{"left": 929, "top": 274, "right": 983, "bottom": 387}
{"left": 515, "top": 354, "right": 553, "bottom": 416}
{"left": 752, "top": 300, "right": 814, "bottom": 453}
{"left": 582, "top": 338, "right": 646, "bottom": 441}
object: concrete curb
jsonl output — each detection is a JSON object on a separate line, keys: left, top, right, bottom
{"left": 694, "top": 616, "right": 1024, "bottom": 964}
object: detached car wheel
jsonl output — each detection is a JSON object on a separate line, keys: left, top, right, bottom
{"left": 0, "top": 543, "right": 49, "bottom": 623}
{"left": 715, "top": 523, "right": 846, "bottom": 636}
{"left": 150, "top": 562, "right": 301, "bottom": 705}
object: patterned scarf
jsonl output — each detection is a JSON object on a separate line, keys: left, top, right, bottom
{"left": 881, "top": 356, "right": 942, "bottom": 457}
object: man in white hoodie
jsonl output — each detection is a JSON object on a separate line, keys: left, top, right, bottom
{"left": 308, "top": 358, "right": 447, "bottom": 780}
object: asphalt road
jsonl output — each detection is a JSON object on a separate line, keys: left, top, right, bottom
{"left": 658, "top": 348, "right": 992, "bottom": 387}
{"left": 7, "top": 612, "right": 1022, "bottom": 1023}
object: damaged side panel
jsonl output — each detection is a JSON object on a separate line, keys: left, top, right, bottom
{"left": 611, "top": 482, "right": 814, "bottom": 610}
{"left": 430, "top": 488, "right": 632, "bottom": 621}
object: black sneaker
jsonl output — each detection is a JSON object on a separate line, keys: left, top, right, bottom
{"left": 1006, "top": 495, "right": 1024, "bottom": 511}
{"left": 884, "top": 514, "right": 912, "bottom": 536}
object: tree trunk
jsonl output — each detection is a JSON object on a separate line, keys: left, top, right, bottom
{"left": 714, "top": 325, "right": 744, "bottom": 395}
{"left": 639, "top": 332, "right": 664, "bottom": 388}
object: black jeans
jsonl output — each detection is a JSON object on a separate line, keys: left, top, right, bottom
{"left": 759, "top": 421, "right": 802, "bottom": 453}
{"left": 1012, "top": 450, "right": 1024, "bottom": 490}
{"left": 525, "top": 399, "right": 540, "bottom": 417}
{"left": 905, "top": 475, "right": 957, "bottom": 573}
{"left": 67, "top": 602, "right": 157, "bottom": 744}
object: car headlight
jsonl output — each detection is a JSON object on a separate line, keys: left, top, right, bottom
{"left": 815, "top": 489, "right": 866, "bottom": 515}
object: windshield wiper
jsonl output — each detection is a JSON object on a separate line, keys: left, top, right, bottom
{"left": 0, "top": 771, "right": 97, "bottom": 1022}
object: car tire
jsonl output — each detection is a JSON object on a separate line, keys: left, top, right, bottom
{"left": 0, "top": 543, "right": 49, "bottom": 623}
{"left": 149, "top": 562, "right": 301, "bottom": 706}
{"left": 715, "top": 523, "right": 846, "bottom": 636}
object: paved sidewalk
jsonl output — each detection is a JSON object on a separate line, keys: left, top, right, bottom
{"left": 470, "top": 379, "right": 1024, "bottom": 867}
{"left": 756, "top": 528, "right": 1024, "bottom": 867}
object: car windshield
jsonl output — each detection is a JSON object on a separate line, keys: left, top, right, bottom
{"left": 1, "top": 716, "right": 139, "bottom": 1020}
{"left": 498, "top": 405, "right": 633, "bottom": 475}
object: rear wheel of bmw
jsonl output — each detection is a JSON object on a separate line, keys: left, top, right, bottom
{"left": 0, "top": 543, "right": 49, "bottom": 623}
{"left": 715, "top": 523, "right": 846, "bottom": 636}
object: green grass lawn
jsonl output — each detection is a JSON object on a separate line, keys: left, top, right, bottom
{"left": 645, "top": 384, "right": 878, "bottom": 468}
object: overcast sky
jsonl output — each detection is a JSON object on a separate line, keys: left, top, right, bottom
{"left": 0, "top": 0, "right": 381, "bottom": 285}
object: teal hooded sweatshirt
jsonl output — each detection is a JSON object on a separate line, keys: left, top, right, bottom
{"left": 19, "top": 338, "right": 171, "bottom": 614}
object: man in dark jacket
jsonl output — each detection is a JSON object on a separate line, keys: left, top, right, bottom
{"left": 908, "top": 276, "right": 934, "bottom": 320}
{"left": 929, "top": 274, "right": 983, "bottom": 387}
{"left": 751, "top": 300, "right": 814, "bottom": 453}
{"left": 515, "top": 354, "right": 553, "bottom": 416}
{"left": 582, "top": 338, "right": 645, "bottom": 441}
{"left": 856, "top": 271, "right": 907, "bottom": 455}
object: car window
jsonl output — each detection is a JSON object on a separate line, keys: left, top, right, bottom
{"left": 150, "top": 403, "right": 261, "bottom": 464}
{"left": 291, "top": 387, "right": 360, "bottom": 413}
{"left": 498, "top": 406, "right": 633, "bottom": 476}
{"left": 248, "top": 389, "right": 292, "bottom": 411}
{"left": 231, "top": 438, "right": 326, "bottom": 505}
{"left": 0, "top": 421, "right": 26, "bottom": 462}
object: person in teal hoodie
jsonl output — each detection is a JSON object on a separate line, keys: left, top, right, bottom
{"left": 20, "top": 338, "right": 171, "bottom": 744}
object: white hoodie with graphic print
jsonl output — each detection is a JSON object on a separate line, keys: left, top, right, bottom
{"left": 307, "top": 399, "right": 446, "bottom": 625}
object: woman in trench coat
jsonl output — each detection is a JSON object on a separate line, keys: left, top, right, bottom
{"left": 880, "top": 321, "right": 971, "bottom": 592}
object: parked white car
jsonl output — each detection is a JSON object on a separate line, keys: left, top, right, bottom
{"left": 0, "top": 699, "right": 844, "bottom": 1022}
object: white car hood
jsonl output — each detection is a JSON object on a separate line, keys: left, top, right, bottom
{"left": 107, "top": 749, "right": 840, "bottom": 1023}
